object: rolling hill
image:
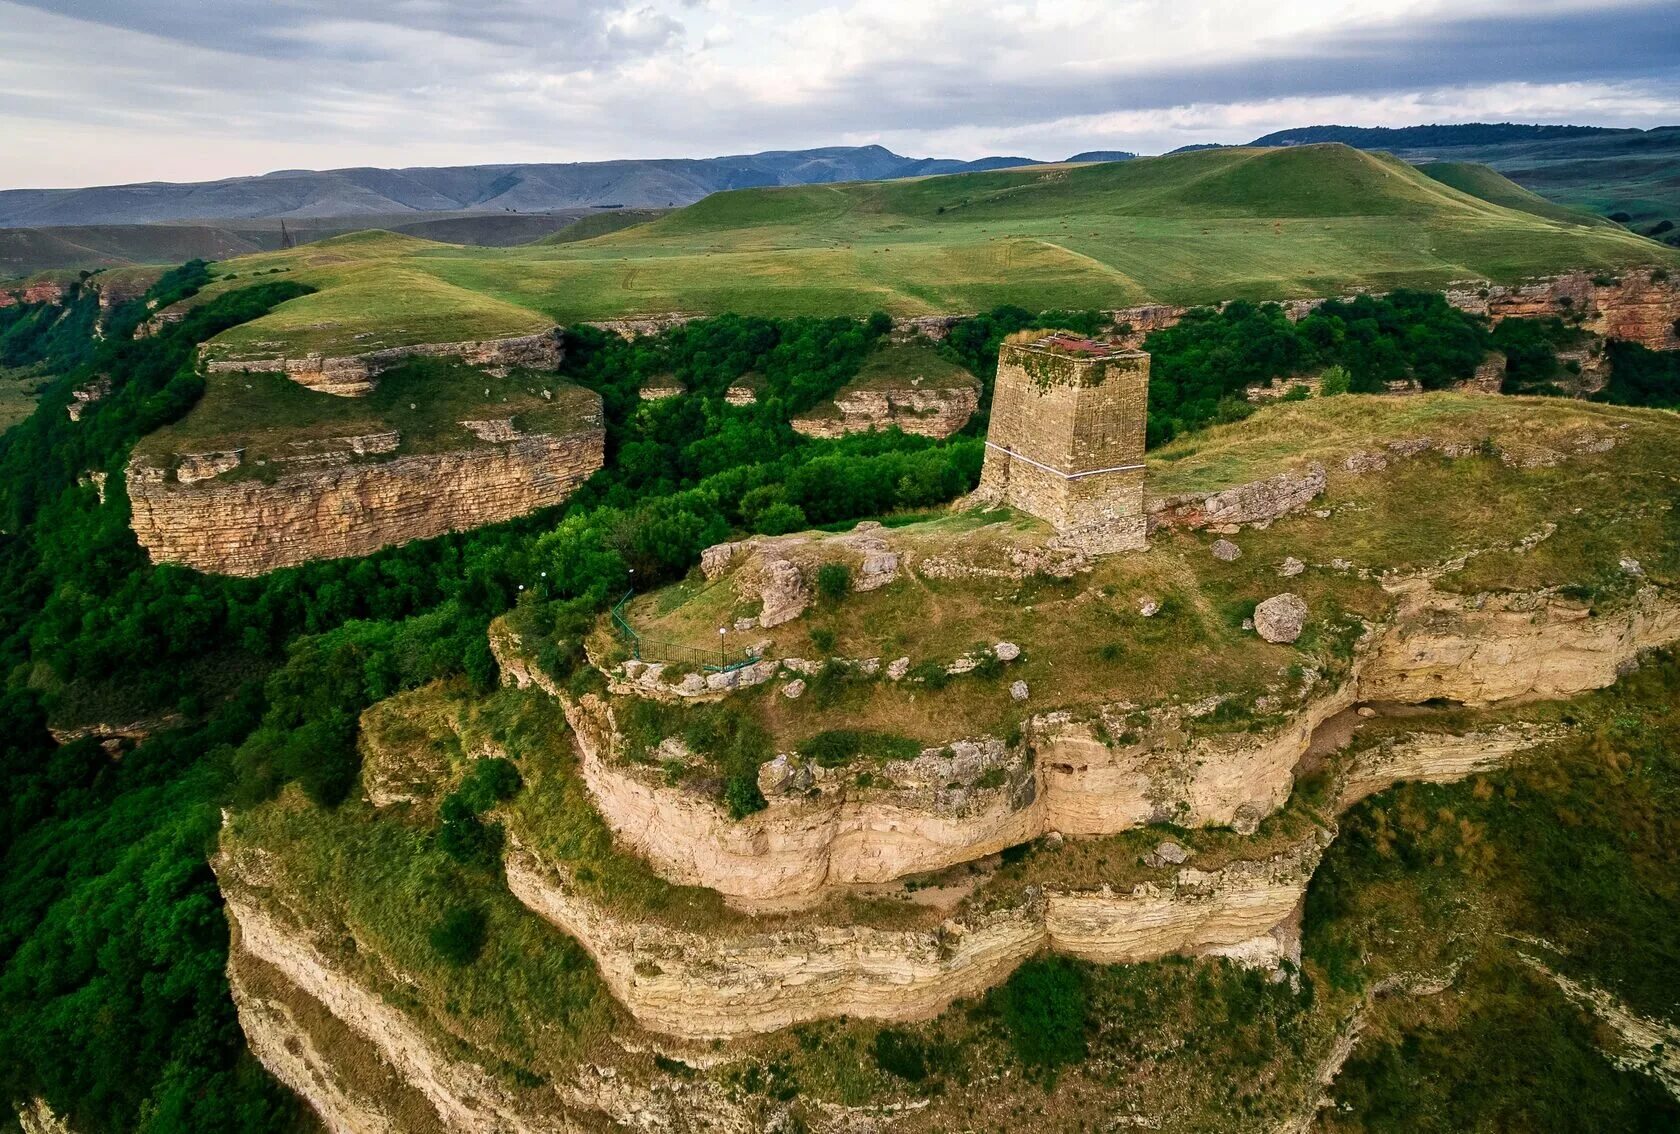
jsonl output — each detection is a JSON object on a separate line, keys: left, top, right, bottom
{"left": 182, "top": 144, "right": 1677, "bottom": 362}
{"left": 1250, "top": 123, "right": 1680, "bottom": 232}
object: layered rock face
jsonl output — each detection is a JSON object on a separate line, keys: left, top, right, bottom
{"left": 0, "top": 280, "right": 67, "bottom": 307}
{"left": 504, "top": 834, "right": 1324, "bottom": 1039}
{"left": 531, "top": 583, "right": 1679, "bottom": 912}
{"left": 790, "top": 382, "right": 978, "bottom": 440}
{"left": 1446, "top": 270, "right": 1680, "bottom": 352}
{"left": 128, "top": 421, "right": 603, "bottom": 576}
{"left": 204, "top": 329, "right": 564, "bottom": 396}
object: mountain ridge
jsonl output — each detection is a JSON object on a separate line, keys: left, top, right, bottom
{"left": 0, "top": 145, "right": 1052, "bottom": 228}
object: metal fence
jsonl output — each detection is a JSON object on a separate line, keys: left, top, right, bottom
{"left": 610, "top": 590, "right": 762, "bottom": 673}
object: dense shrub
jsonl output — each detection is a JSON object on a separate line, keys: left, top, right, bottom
{"left": 990, "top": 956, "right": 1089, "bottom": 1071}
{"left": 428, "top": 905, "right": 489, "bottom": 966}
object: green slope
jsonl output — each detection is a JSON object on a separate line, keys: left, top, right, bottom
{"left": 192, "top": 144, "right": 1678, "bottom": 359}
{"left": 1417, "top": 161, "right": 1614, "bottom": 227}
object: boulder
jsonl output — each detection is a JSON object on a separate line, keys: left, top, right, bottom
{"left": 856, "top": 551, "right": 900, "bottom": 591}
{"left": 1211, "top": 539, "right": 1242, "bottom": 562}
{"left": 1010, "top": 680, "right": 1030, "bottom": 702}
{"left": 700, "top": 541, "right": 740, "bottom": 579}
{"left": 993, "top": 641, "right": 1021, "bottom": 662}
{"left": 756, "top": 558, "right": 809, "bottom": 628}
{"left": 1279, "top": 557, "right": 1305, "bottom": 577}
{"left": 1254, "top": 593, "right": 1308, "bottom": 644}
{"left": 887, "top": 657, "right": 911, "bottom": 680}
{"left": 1137, "top": 596, "right": 1160, "bottom": 617}
{"left": 781, "top": 679, "right": 806, "bottom": 700}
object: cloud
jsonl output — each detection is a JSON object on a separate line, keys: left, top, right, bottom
{"left": 0, "top": 0, "right": 1675, "bottom": 187}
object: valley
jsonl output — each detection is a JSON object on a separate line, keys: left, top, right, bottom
{"left": 3, "top": 126, "right": 1679, "bottom": 1134}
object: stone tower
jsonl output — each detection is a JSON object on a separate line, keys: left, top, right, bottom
{"left": 978, "top": 334, "right": 1150, "bottom": 552}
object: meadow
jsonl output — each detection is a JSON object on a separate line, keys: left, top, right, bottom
{"left": 194, "top": 145, "right": 1679, "bottom": 360}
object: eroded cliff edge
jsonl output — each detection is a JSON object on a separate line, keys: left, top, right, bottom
{"left": 129, "top": 425, "right": 604, "bottom": 576}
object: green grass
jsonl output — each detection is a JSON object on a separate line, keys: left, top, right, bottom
{"left": 187, "top": 146, "right": 1678, "bottom": 360}
{"left": 849, "top": 340, "right": 977, "bottom": 391}
{"left": 134, "top": 358, "right": 598, "bottom": 475}
{"left": 0, "top": 365, "right": 51, "bottom": 433}
{"left": 1418, "top": 161, "right": 1615, "bottom": 228}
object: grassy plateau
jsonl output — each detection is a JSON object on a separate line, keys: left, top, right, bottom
{"left": 179, "top": 145, "right": 1677, "bottom": 360}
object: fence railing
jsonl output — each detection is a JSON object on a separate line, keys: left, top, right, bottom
{"left": 610, "top": 589, "right": 763, "bottom": 673}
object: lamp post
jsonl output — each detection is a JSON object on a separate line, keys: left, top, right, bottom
{"left": 718, "top": 626, "right": 726, "bottom": 667}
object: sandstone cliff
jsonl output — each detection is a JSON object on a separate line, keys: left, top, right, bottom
{"left": 503, "top": 833, "right": 1324, "bottom": 1039}
{"left": 513, "top": 583, "right": 1678, "bottom": 911}
{"left": 128, "top": 422, "right": 603, "bottom": 576}
{"left": 790, "top": 381, "right": 978, "bottom": 440}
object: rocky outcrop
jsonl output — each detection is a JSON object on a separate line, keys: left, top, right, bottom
{"left": 128, "top": 418, "right": 603, "bottom": 576}
{"left": 1447, "top": 269, "right": 1680, "bottom": 352}
{"left": 536, "top": 583, "right": 1679, "bottom": 910}
{"left": 1149, "top": 463, "right": 1327, "bottom": 531}
{"left": 504, "top": 833, "right": 1325, "bottom": 1039}
{"left": 66, "top": 376, "right": 111, "bottom": 422}
{"left": 0, "top": 280, "right": 68, "bottom": 307}
{"left": 1359, "top": 581, "right": 1680, "bottom": 706}
{"left": 203, "top": 329, "right": 564, "bottom": 396}
{"left": 791, "top": 381, "right": 979, "bottom": 440}
{"left": 1338, "top": 723, "right": 1569, "bottom": 808}
{"left": 223, "top": 899, "right": 561, "bottom": 1134}
{"left": 562, "top": 691, "right": 1040, "bottom": 909}
{"left": 582, "top": 313, "right": 698, "bottom": 340}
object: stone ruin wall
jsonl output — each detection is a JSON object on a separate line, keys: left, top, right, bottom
{"left": 128, "top": 421, "right": 604, "bottom": 576}
{"left": 201, "top": 328, "right": 565, "bottom": 396}
{"left": 979, "top": 344, "right": 1150, "bottom": 552}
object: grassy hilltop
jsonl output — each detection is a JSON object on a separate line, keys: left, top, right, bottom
{"left": 189, "top": 145, "right": 1677, "bottom": 360}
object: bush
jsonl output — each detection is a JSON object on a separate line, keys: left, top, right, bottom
{"left": 429, "top": 905, "right": 488, "bottom": 965}
{"left": 873, "top": 1028, "right": 929, "bottom": 1082}
{"left": 816, "top": 562, "right": 852, "bottom": 602}
{"left": 990, "top": 957, "right": 1088, "bottom": 1070}
{"left": 437, "top": 795, "right": 504, "bottom": 868}
{"left": 799, "top": 729, "right": 919, "bottom": 767}
{"left": 1319, "top": 364, "right": 1351, "bottom": 396}
{"left": 754, "top": 501, "right": 808, "bottom": 535}
{"left": 457, "top": 756, "right": 522, "bottom": 811}
{"left": 724, "top": 773, "right": 767, "bottom": 819}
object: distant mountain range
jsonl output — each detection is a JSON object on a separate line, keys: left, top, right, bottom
{"left": 1247, "top": 123, "right": 1632, "bottom": 148}
{"left": 0, "top": 146, "right": 1051, "bottom": 228}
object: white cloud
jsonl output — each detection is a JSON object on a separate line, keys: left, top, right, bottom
{"left": 0, "top": 0, "right": 1674, "bottom": 187}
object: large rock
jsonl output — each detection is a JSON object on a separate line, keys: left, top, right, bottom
{"left": 1254, "top": 593, "right": 1308, "bottom": 644}
{"left": 1211, "top": 538, "right": 1242, "bottom": 562}
{"left": 755, "top": 558, "right": 809, "bottom": 628}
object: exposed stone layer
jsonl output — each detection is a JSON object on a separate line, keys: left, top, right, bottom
{"left": 504, "top": 833, "right": 1324, "bottom": 1039}
{"left": 1149, "top": 463, "right": 1327, "bottom": 532}
{"left": 521, "top": 584, "right": 1678, "bottom": 910}
{"left": 791, "top": 382, "right": 978, "bottom": 440}
{"left": 128, "top": 421, "right": 603, "bottom": 576}
{"left": 1447, "top": 269, "right": 1680, "bottom": 353}
{"left": 203, "top": 329, "right": 564, "bottom": 396}
{"left": 223, "top": 898, "right": 569, "bottom": 1134}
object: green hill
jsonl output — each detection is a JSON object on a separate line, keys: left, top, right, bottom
{"left": 190, "top": 144, "right": 1676, "bottom": 360}
{"left": 1417, "top": 161, "right": 1614, "bottom": 227}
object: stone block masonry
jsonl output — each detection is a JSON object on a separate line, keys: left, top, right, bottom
{"left": 978, "top": 335, "right": 1150, "bottom": 553}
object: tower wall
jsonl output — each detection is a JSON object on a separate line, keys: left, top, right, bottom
{"left": 979, "top": 340, "right": 1149, "bottom": 552}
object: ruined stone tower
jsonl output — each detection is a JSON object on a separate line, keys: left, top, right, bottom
{"left": 979, "top": 334, "right": 1150, "bottom": 552}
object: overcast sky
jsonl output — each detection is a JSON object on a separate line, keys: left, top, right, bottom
{"left": 3, "top": 0, "right": 1677, "bottom": 188}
